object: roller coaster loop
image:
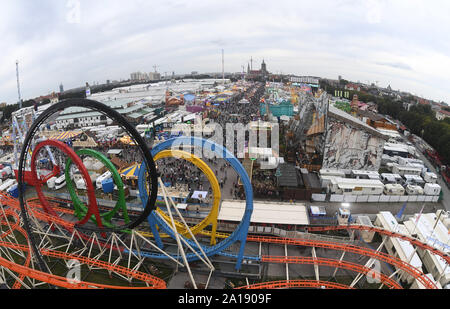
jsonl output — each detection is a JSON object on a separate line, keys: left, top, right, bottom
{"left": 137, "top": 137, "right": 253, "bottom": 270}
{"left": 64, "top": 148, "right": 129, "bottom": 228}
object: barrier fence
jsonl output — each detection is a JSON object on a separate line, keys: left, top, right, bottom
{"left": 312, "top": 193, "right": 439, "bottom": 203}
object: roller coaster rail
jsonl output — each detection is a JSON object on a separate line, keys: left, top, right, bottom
{"left": 0, "top": 98, "right": 446, "bottom": 289}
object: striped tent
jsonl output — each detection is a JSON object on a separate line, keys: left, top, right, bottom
{"left": 119, "top": 135, "right": 136, "bottom": 146}
{"left": 119, "top": 163, "right": 141, "bottom": 179}
{"left": 48, "top": 131, "right": 82, "bottom": 141}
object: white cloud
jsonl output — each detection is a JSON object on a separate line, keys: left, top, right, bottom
{"left": 0, "top": 0, "right": 450, "bottom": 104}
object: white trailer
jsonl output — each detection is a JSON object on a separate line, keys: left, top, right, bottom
{"left": 329, "top": 178, "right": 384, "bottom": 195}
{"left": 96, "top": 171, "right": 112, "bottom": 190}
{"left": 424, "top": 183, "right": 441, "bottom": 196}
{"left": 47, "top": 177, "right": 56, "bottom": 189}
{"left": 383, "top": 184, "right": 405, "bottom": 196}
{"left": 0, "top": 179, "right": 17, "bottom": 192}
{"left": 392, "top": 165, "right": 422, "bottom": 177}
{"left": 319, "top": 169, "right": 346, "bottom": 189}
{"left": 403, "top": 175, "right": 425, "bottom": 187}
{"left": 381, "top": 173, "right": 403, "bottom": 184}
{"left": 319, "top": 169, "right": 346, "bottom": 178}
{"left": 422, "top": 172, "right": 437, "bottom": 184}
{"left": 54, "top": 175, "right": 66, "bottom": 190}
{"left": 320, "top": 176, "right": 340, "bottom": 189}
{"left": 381, "top": 154, "right": 399, "bottom": 165}
{"left": 73, "top": 172, "right": 99, "bottom": 190}
{"left": 398, "top": 157, "right": 423, "bottom": 166}
{"left": 405, "top": 184, "right": 424, "bottom": 195}
{"left": 351, "top": 170, "right": 380, "bottom": 180}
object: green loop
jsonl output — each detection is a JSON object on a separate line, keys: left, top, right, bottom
{"left": 64, "top": 149, "right": 129, "bottom": 228}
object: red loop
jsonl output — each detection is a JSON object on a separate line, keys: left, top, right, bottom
{"left": 30, "top": 140, "right": 103, "bottom": 229}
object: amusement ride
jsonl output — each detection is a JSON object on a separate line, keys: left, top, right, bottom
{"left": 0, "top": 99, "right": 447, "bottom": 289}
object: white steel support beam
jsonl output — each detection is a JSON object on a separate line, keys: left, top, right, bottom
{"left": 285, "top": 243, "right": 289, "bottom": 282}
{"left": 350, "top": 237, "right": 387, "bottom": 288}
{"left": 312, "top": 246, "right": 319, "bottom": 282}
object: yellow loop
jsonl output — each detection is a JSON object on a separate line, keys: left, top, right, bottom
{"left": 148, "top": 150, "right": 221, "bottom": 245}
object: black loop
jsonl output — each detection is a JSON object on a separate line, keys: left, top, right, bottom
{"left": 18, "top": 99, "right": 159, "bottom": 242}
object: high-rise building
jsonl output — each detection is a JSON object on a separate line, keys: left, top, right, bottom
{"left": 148, "top": 72, "right": 161, "bottom": 81}
{"left": 130, "top": 72, "right": 148, "bottom": 81}
{"left": 59, "top": 83, "right": 64, "bottom": 93}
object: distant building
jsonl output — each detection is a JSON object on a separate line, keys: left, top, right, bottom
{"left": 417, "top": 97, "right": 431, "bottom": 106}
{"left": 130, "top": 72, "right": 149, "bottom": 81}
{"left": 247, "top": 59, "right": 269, "bottom": 79}
{"left": 59, "top": 83, "right": 64, "bottom": 93}
{"left": 345, "top": 83, "right": 361, "bottom": 92}
{"left": 54, "top": 99, "right": 154, "bottom": 129}
{"left": 148, "top": 72, "right": 161, "bottom": 81}
{"left": 34, "top": 93, "right": 59, "bottom": 104}
{"left": 289, "top": 76, "right": 320, "bottom": 86}
{"left": 436, "top": 109, "right": 450, "bottom": 121}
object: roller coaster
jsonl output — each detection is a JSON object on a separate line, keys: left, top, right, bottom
{"left": 0, "top": 98, "right": 448, "bottom": 289}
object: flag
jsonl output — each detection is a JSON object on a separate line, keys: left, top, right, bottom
{"left": 415, "top": 204, "right": 425, "bottom": 223}
{"left": 396, "top": 202, "right": 407, "bottom": 219}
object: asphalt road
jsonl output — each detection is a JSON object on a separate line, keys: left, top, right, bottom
{"left": 406, "top": 136, "right": 450, "bottom": 211}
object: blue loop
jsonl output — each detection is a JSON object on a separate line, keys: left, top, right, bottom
{"left": 137, "top": 137, "right": 253, "bottom": 270}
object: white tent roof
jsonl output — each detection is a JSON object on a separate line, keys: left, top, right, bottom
{"left": 191, "top": 191, "right": 208, "bottom": 199}
{"left": 218, "top": 200, "right": 309, "bottom": 225}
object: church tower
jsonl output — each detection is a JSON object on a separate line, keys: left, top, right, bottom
{"left": 261, "top": 59, "right": 267, "bottom": 74}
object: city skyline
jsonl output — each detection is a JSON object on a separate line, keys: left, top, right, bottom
{"left": 1, "top": 0, "right": 450, "bottom": 104}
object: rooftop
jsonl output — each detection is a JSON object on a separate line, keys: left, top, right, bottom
{"left": 218, "top": 200, "right": 309, "bottom": 225}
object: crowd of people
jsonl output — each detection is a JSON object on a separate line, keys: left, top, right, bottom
{"left": 252, "top": 169, "right": 279, "bottom": 199}
{"left": 51, "top": 82, "right": 277, "bottom": 203}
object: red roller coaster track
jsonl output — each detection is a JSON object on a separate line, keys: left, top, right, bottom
{"left": 0, "top": 202, "right": 166, "bottom": 289}
{"left": 0, "top": 192, "right": 448, "bottom": 289}
{"left": 236, "top": 279, "right": 354, "bottom": 289}
{"left": 260, "top": 256, "right": 402, "bottom": 289}
{"left": 247, "top": 235, "right": 438, "bottom": 289}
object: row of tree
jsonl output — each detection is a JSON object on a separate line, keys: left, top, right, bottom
{"left": 378, "top": 100, "right": 450, "bottom": 165}
{"left": 321, "top": 80, "right": 450, "bottom": 165}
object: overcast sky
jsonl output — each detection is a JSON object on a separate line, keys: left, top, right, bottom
{"left": 1, "top": 0, "right": 449, "bottom": 104}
